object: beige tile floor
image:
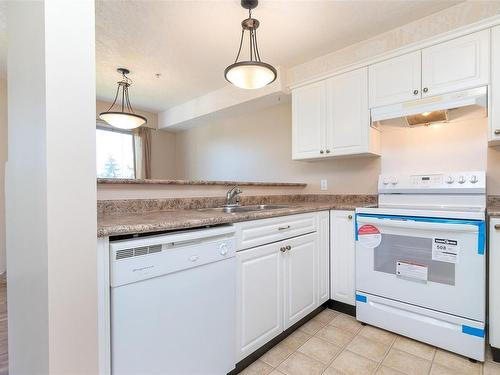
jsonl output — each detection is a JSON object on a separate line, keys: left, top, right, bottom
{"left": 241, "top": 308, "right": 500, "bottom": 375}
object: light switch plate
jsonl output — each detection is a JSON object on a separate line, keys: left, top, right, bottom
{"left": 320, "top": 179, "right": 328, "bottom": 191}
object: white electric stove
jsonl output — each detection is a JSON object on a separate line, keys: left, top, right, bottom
{"left": 355, "top": 171, "right": 486, "bottom": 361}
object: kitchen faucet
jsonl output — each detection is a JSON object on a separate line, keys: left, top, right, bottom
{"left": 225, "top": 186, "right": 242, "bottom": 207}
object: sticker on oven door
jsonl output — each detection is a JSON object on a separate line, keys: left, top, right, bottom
{"left": 396, "top": 261, "right": 428, "bottom": 282}
{"left": 357, "top": 225, "right": 382, "bottom": 248}
{"left": 432, "top": 238, "right": 459, "bottom": 264}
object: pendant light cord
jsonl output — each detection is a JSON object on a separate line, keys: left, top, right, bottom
{"left": 105, "top": 70, "right": 136, "bottom": 114}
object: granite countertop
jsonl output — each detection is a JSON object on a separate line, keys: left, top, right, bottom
{"left": 488, "top": 206, "right": 500, "bottom": 217}
{"left": 98, "top": 201, "right": 374, "bottom": 237}
{"left": 97, "top": 178, "right": 307, "bottom": 187}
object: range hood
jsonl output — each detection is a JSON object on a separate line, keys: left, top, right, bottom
{"left": 371, "top": 86, "right": 487, "bottom": 127}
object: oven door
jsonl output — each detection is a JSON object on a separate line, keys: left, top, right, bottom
{"left": 355, "top": 213, "right": 485, "bottom": 321}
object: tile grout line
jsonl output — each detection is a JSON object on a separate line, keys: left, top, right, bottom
{"left": 371, "top": 332, "right": 397, "bottom": 374}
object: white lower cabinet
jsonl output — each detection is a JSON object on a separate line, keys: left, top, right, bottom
{"left": 284, "top": 233, "right": 318, "bottom": 330}
{"left": 317, "top": 211, "right": 330, "bottom": 305}
{"left": 235, "top": 212, "right": 329, "bottom": 361}
{"left": 490, "top": 218, "right": 500, "bottom": 352}
{"left": 330, "top": 210, "right": 356, "bottom": 306}
{"left": 236, "top": 241, "right": 283, "bottom": 360}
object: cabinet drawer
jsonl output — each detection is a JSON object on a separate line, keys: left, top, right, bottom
{"left": 235, "top": 213, "right": 317, "bottom": 250}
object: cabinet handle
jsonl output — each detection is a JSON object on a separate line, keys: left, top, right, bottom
{"left": 280, "top": 247, "right": 287, "bottom": 252}
{"left": 286, "top": 245, "right": 291, "bottom": 251}
{"left": 413, "top": 89, "right": 419, "bottom": 95}
{"left": 423, "top": 87, "right": 429, "bottom": 93}
{"left": 495, "top": 224, "right": 500, "bottom": 230}
{"left": 278, "top": 225, "right": 291, "bottom": 231}
{"left": 348, "top": 215, "right": 353, "bottom": 220}
{"left": 326, "top": 149, "right": 330, "bottom": 154}
{"left": 495, "top": 129, "right": 500, "bottom": 135}
{"left": 320, "top": 150, "right": 324, "bottom": 154}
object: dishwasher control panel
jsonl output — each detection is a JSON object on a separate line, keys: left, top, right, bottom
{"left": 110, "top": 227, "right": 236, "bottom": 287}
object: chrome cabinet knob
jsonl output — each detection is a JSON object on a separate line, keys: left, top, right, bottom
{"left": 320, "top": 150, "right": 324, "bottom": 154}
{"left": 495, "top": 129, "right": 500, "bottom": 135}
{"left": 286, "top": 245, "right": 291, "bottom": 251}
{"left": 423, "top": 87, "right": 429, "bottom": 93}
{"left": 326, "top": 149, "right": 330, "bottom": 154}
{"left": 280, "top": 247, "right": 286, "bottom": 253}
{"left": 413, "top": 89, "right": 419, "bottom": 95}
{"left": 348, "top": 215, "right": 353, "bottom": 220}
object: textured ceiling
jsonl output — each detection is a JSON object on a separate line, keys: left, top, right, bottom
{"left": 0, "top": 1, "right": 463, "bottom": 112}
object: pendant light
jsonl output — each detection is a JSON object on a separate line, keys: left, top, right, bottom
{"left": 99, "top": 68, "right": 147, "bottom": 130}
{"left": 225, "top": 0, "right": 277, "bottom": 89}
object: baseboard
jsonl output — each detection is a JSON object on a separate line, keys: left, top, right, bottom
{"left": 229, "top": 303, "right": 328, "bottom": 375}
{"left": 492, "top": 346, "right": 500, "bottom": 363}
{"left": 327, "top": 299, "right": 356, "bottom": 317}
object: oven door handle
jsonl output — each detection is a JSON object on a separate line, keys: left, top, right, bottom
{"left": 357, "top": 217, "right": 479, "bottom": 233}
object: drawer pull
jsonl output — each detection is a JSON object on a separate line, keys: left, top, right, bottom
{"left": 495, "top": 224, "right": 500, "bottom": 230}
{"left": 280, "top": 247, "right": 287, "bottom": 253}
{"left": 495, "top": 129, "right": 500, "bottom": 135}
{"left": 348, "top": 215, "right": 353, "bottom": 220}
{"left": 286, "top": 245, "right": 291, "bottom": 251}
{"left": 278, "top": 225, "right": 291, "bottom": 231}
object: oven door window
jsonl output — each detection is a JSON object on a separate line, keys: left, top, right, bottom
{"left": 374, "top": 233, "right": 455, "bottom": 285}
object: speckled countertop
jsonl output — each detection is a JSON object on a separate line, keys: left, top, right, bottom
{"left": 487, "top": 196, "right": 500, "bottom": 217}
{"left": 97, "top": 195, "right": 376, "bottom": 237}
{"left": 97, "top": 178, "right": 307, "bottom": 187}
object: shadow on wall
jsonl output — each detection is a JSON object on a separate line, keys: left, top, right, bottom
{"left": 172, "top": 102, "right": 381, "bottom": 194}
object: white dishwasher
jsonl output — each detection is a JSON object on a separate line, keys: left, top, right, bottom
{"left": 110, "top": 225, "right": 236, "bottom": 375}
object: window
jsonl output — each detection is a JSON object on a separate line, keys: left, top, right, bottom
{"left": 96, "top": 127, "right": 135, "bottom": 179}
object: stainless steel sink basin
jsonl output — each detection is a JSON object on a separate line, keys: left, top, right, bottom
{"left": 198, "top": 204, "right": 291, "bottom": 214}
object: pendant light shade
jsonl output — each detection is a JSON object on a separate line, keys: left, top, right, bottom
{"left": 225, "top": 0, "right": 277, "bottom": 89}
{"left": 99, "top": 68, "right": 147, "bottom": 129}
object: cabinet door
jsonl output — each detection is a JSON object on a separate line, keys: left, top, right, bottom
{"left": 490, "top": 219, "right": 500, "bottom": 349}
{"left": 292, "top": 81, "right": 326, "bottom": 160}
{"left": 236, "top": 243, "right": 283, "bottom": 360}
{"left": 326, "top": 67, "right": 370, "bottom": 156}
{"left": 283, "top": 233, "right": 317, "bottom": 329}
{"left": 330, "top": 210, "right": 356, "bottom": 306}
{"left": 421, "top": 30, "right": 490, "bottom": 97}
{"left": 368, "top": 51, "right": 421, "bottom": 107}
{"left": 491, "top": 26, "right": 500, "bottom": 142}
{"left": 317, "top": 211, "right": 330, "bottom": 305}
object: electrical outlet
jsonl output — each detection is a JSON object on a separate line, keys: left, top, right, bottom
{"left": 320, "top": 179, "right": 328, "bottom": 191}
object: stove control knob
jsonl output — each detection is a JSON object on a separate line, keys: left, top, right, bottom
{"left": 382, "top": 177, "right": 390, "bottom": 185}
{"left": 458, "top": 176, "right": 466, "bottom": 184}
{"left": 446, "top": 176, "right": 454, "bottom": 184}
{"left": 219, "top": 243, "right": 229, "bottom": 256}
{"left": 470, "top": 175, "right": 479, "bottom": 184}
{"left": 390, "top": 177, "right": 398, "bottom": 185}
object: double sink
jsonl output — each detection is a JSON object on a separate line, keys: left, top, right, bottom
{"left": 199, "top": 204, "right": 291, "bottom": 214}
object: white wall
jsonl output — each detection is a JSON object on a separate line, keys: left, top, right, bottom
{"left": 381, "top": 118, "right": 488, "bottom": 175}
{"left": 7, "top": 1, "right": 98, "bottom": 373}
{"left": 175, "top": 102, "right": 380, "bottom": 194}
{"left": 0, "top": 79, "right": 6, "bottom": 275}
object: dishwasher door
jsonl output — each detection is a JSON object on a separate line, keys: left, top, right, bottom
{"left": 110, "top": 227, "right": 236, "bottom": 375}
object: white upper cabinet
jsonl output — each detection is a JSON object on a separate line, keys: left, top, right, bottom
{"left": 491, "top": 26, "right": 500, "bottom": 143}
{"left": 369, "top": 51, "right": 422, "bottom": 108}
{"left": 292, "top": 81, "right": 326, "bottom": 160}
{"left": 326, "top": 67, "right": 376, "bottom": 156}
{"left": 292, "top": 67, "right": 380, "bottom": 161}
{"left": 421, "top": 30, "right": 490, "bottom": 97}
